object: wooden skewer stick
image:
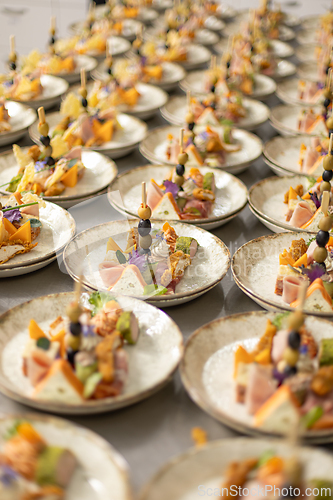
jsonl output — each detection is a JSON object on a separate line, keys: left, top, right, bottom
{"left": 142, "top": 181, "right": 147, "bottom": 207}
{"left": 80, "top": 68, "right": 87, "bottom": 90}
{"left": 74, "top": 274, "right": 83, "bottom": 304}
{"left": 179, "top": 128, "right": 184, "bottom": 154}
{"left": 50, "top": 16, "right": 56, "bottom": 32}
{"left": 329, "top": 133, "right": 333, "bottom": 154}
{"left": 9, "top": 35, "right": 15, "bottom": 55}
{"left": 321, "top": 190, "right": 330, "bottom": 217}
{"left": 296, "top": 280, "right": 308, "bottom": 312}
{"left": 38, "top": 107, "right": 46, "bottom": 124}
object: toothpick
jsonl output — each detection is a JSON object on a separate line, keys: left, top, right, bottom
{"left": 50, "top": 16, "right": 56, "bottom": 32}
{"left": 142, "top": 181, "right": 147, "bottom": 207}
{"left": 9, "top": 35, "right": 15, "bottom": 55}
{"left": 38, "top": 107, "right": 46, "bottom": 124}
{"left": 179, "top": 128, "right": 184, "bottom": 154}
{"left": 74, "top": 274, "right": 83, "bottom": 304}
{"left": 80, "top": 68, "right": 86, "bottom": 90}
{"left": 321, "top": 190, "right": 330, "bottom": 216}
{"left": 329, "top": 133, "right": 333, "bottom": 155}
{"left": 296, "top": 281, "right": 308, "bottom": 312}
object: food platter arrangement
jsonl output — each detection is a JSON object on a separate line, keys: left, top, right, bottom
{"left": 3, "top": 0, "right": 333, "bottom": 498}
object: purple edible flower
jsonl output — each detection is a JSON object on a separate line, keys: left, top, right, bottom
{"left": 163, "top": 180, "right": 179, "bottom": 199}
{"left": 318, "top": 82, "right": 325, "bottom": 89}
{"left": 128, "top": 249, "right": 146, "bottom": 271}
{"left": 82, "top": 323, "right": 97, "bottom": 337}
{"left": 302, "top": 263, "right": 325, "bottom": 283}
{"left": 34, "top": 160, "right": 47, "bottom": 172}
{"left": 0, "top": 465, "right": 17, "bottom": 486}
{"left": 2, "top": 206, "right": 21, "bottom": 223}
{"left": 140, "top": 56, "right": 147, "bottom": 66}
{"left": 310, "top": 191, "right": 321, "bottom": 209}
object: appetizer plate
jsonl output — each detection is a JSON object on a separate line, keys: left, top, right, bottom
{"left": 232, "top": 231, "right": 333, "bottom": 318}
{"left": 151, "top": 0, "right": 173, "bottom": 12}
{"left": 276, "top": 78, "right": 323, "bottom": 107}
{"left": 215, "top": 33, "right": 295, "bottom": 57}
{"left": 57, "top": 55, "right": 98, "bottom": 84}
{"left": 0, "top": 414, "right": 132, "bottom": 499}
{"left": 145, "top": 26, "right": 220, "bottom": 46}
{"left": 180, "top": 311, "right": 333, "bottom": 441}
{"left": 248, "top": 175, "right": 320, "bottom": 234}
{"left": 91, "top": 60, "right": 186, "bottom": 91}
{"left": 214, "top": 2, "right": 236, "bottom": 20}
{"left": 139, "top": 125, "right": 263, "bottom": 175}
{"left": 70, "top": 18, "right": 143, "bottom": 42}
{"left": 0, "top": 101, "right": 36, "bottom": 147}
{"left": 107, "top": 164, "right": 248, "bottom": 229}
{"left": 160, "top": 95, "right": 270, "bottom": 130}
{"left": 232, "top": 9, "right": 300, "bottom": 30}
{"left": 106, "top": 36, "right": 132, "bottom": 58}
{"left": 0, "top": 253, "right": 56, "bottom": 278}
{"left": 0, "top": 291, "right": 183, "bottom": 414}
{"left": 180, "top": 44, "right": 212, "bottom": 70}
{"left": 301, "top": 15, "right": 320, "bottom": 30}
{"left": 269, "top": 104, "right": 323, "bottom": 136}
{"left": 94, "top": 3, "right": 159, "bottom": 24}
{"left": 0, "top": 148, "right": 118, "bottom": 203}
{"left": 0, "top": 200, "right": 75, "bottom": 270}
{"left": 295, "top": 43, "right": 317, "bottom": 63}
{"left": 179, "top": 70, "right": 277, "bottom": 100}
{"left": 29, "top": 112, "right": 148, "bottom": 159}
{"left": 263, "top": 134, "right": 322, "bottom": 177}
{"left": 249, "top": 203, "right": 290, "bottom": 234}
{"left": 296, "top": 28, "right": 317, "bottom": 46}
{"left": 63, "top": 220, "right": 230, "bottom": 307}
{"left": 140, "top": 438, "right": 333, "bottom": 499}
{"left": 203, "top": 15, "right": 226, "bottom": 31}
{"left": 12, "top": 74, "right": 69, "bottom": 110}
{"left": 297, "top": 62, "right": 320, "bottom": 82}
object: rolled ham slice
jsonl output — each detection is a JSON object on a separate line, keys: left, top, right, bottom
{"left": 282, "top": 275, "right": 304, "bottom": 304}
{"left": 289, "top": 201, "right": 313, "bottom": 228}
{"left": 245, "top": 364, "right": 277, "bottom": 415}
{"left": 78, "top": 115, "right": 94, "bottom": 143}
{"left": 64, "top": 146, "right": 82, "bottom": 161}
{"left": 147, "top": 181, "right": 164, "bottom": 210}
{"left": 20, "top": 204, "right": 39, "bottom": 217}
{"left": 99, "top": 261, "right": 125, "bottom": 288}
{"left": 307, "top": 239, "right": 318, "bottom": 266}
{"left": 303, "top": 147, "right": 320, "bottom": 172}
{"left": 271, "top": 328, "right": 289, "bottom": 364}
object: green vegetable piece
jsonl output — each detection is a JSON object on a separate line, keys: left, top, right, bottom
{"left": 75, "top": 356, "right": 98, "bottom": 384}
{"left": 177, "top": 197, "right": 187, "bottom": 211}
{"left": 84, "top": 372, "right": 103, "bottom": 399}
{"left": 309, "top": 480, "right": 333, "bottom": 500}
{"left": 203, "top": 172, "right": 214, "bottom": 191}
{"left": 88, "top": 291, "right": 115, "bottom": 316}
{"left": 219, "top": 118, "right": 234, "bottom": 127}
{"left": 323, "top": 282, "right": 333, "bottom": 299}
{"left": 256, "top": 449, "right": 275, "bottom": 468}
{"left": 143, "top": 284, "right": 168, "bottom": 296}
{"left": 116, "top": 249, "right": 127, "bottom": 264}
{"left": 36, "top": 446, "right": 68, "bottom": 486}
{"left": 36, "top": 337, "right": 50, "bottom": 350}
{"left": 68, "top": 158, "right": 78, "bottom": 169}
{"left": 4, "top": 420, "right": 23, "bottom": 440}
{"left": 271, "top": 312, "right": 290, "bottom": 330}
{"left": 319, "top": 339, "right": 333, "bottom": 367}
{"left": 7, "top": 173, "right": 23, "bottom": 193}
{"left": 223, "top": 126, "right": 231, "bottom": 144}
{"left": 184, "top": 207, "right": 201, "bottom": 216}
{"left": 175, "top": 236, "right": 196, "bottom": 255}
{"left": 116, "top": 310, "right": 139, "bottom": 344}
{"left": 29, "top": 218, "right": 42, "bottom": 228}
{"left": 51, "top": 129, "right": 64, "bottom": 138}
{"left": 301, "top": 406, "right": 324, "bottom": 429}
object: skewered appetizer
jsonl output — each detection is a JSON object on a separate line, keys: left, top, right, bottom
{"left": 0, "top": 420, "right": 77, "bottom": 498}
{"left": 4, "top": 108, "right": 86, "bottom": 197}
{"left": 55, "top": 33, "right": 107, "bottom": 58}
{"left": 234, "top": 307, "right": 333, "bottom": 432}
{"left": 103, "top": 55, "right": 164, "bottom": 86}
{"left": 140, "top": 39, "right": 187, "bottom": 64}
{"left": 99, "top": 183, "right": 198, "bottom": 295}
{"left": 297, "top": 80, "right": 325, "bottom": 105}
{"left": 242, "top": 0, "right": 285, "bottom": 40}
{"left": 0, "top": 99, "right": 11, "bottom": 133}
{"left": 0, "top": 193, "right": 44, "bottom": 265}
{"left": 21, "top": 291, "right": 140, "bottom": 403}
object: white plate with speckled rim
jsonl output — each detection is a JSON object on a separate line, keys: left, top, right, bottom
{"left": 296, "top": 28, "right": 318, "bottom": 45}
{"left": 231, "top": 231, "right": 333, "bottom": 318}
{"left": 276, "top": 78, "right": 324, "bottom": 107}
{"left": 63, "top": 220, "right": 230, "bottom": 306}
{"left": 91, "top": 60, "right": 186, "bottom": 92}
{"left": 297, "top": 62, "right": 321, "bottom": 83}
{"left": 0, "top": 147, "right": 118, "bottom": 203}
{"left": 0, "top": 291, "right": 183, "bottom": 414}
{"left": 214, "top": 37, "right": 295, "bottom": 59}
{"left": 295, "top": 43, "right": 317, "bottom": 63}
{"left": 264, "top": 134, "right": 324, "bottom": 177}
{"left": 140, "top": 438, "right": 333, "bottom": 499}
{"left": 179, "top": 70, "right": 277, "bottom": 100}
{"left": 301, "top": 15, "right": 320, "bottom": 30}
{"left": 248, "top": 175, "right": 321, "bottom": 234}
{"left": 178, "top": 44, "right": 212, "bottom": 70}
{"left": 69, "top": 18, "right": 143, "bottom": 42}
{"left": 139, "top": 125, "right": 263, "bottom": 175}
{"left": 144, "top": 26, "right": 220, "bottom": 47}
{"left": 29, "top": 111, "right": 147, "bottom": 159}
{"left": 9, "top": 74, "right": 69, "bottom": 110}
{"left": 107, "top": 164, "right": 248, "bottom": 229}
{"left": 0, "top": 413, "right": 132, "bottom": 499}
{"left": 0, "top": 253, "right": 56, "bottom": 278}
{"left": 269, "top": 104, "right": 323, "bottom": 136}
{"left": 0, "top": 198, "right": 76, "bottom": 269}
{"left": 160, "top": 95, "right": 270, "bottom": 130}
{"left": 0, "top": 101, "right": 36, "bottom": 147}
{"left": 179, "top": 311, "right": 333, "bottom": 442}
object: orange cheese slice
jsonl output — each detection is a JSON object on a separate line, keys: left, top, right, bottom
{"left": 60, "top": 163, "right": 78, "bottom": 188}
{"left": 29, "top": 319, "right": 47, "bottom": 340}
{"left": 293, "top": 252, "right": 307, "bottom": 268}
{"left": 300, "top": 207, "right": 321, "bottom": 229}
{"left": 234, "top": 345, "right": 254, "bottom": 379}
{"left": 9, "top": 220, "right": 31, "bottom": 244}
{"left": 2, "top": 218, "right": 17, "bottom": 236}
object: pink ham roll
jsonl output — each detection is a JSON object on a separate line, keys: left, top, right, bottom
{"left": 289, "top": 201, "right": 313, "bottom": 228}
{"left": 282, "top": 275, "right": 304, "bottom": 304}
{"left": 99, "top": 261, "right": 125, "bottom": 288}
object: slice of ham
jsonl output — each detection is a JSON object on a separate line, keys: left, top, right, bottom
{"left": 310, "top": 137, "right": 321, "bottom": 149}
{"left": 147, "top": 181, "right": 164, "bottom": 210}
{"left": 20, "top": 204, "right": 39, "bottom": 218}
{"left": 245, "top": 364, "right": 277, "bottom": 415}
{"left": 64, "top": 146, "right": 82, "bottom": 161}
{"left": 190, "top": 239, "right": 197, "bottom": 258}
{"left": 99, "top": 261, "right": 125, "bottom": 288}
{"left": 99, "top": 108, "right": 116, "bottom": 120}
{"left": 307, "top": 239, "right": 318, "bottom": 266}
{"left": 303, "top": 147, "right": 320, "bottom": 171}
{"left": 271, "top": 328, "right": 290, "bottom": 364}
{"left": 78, "top": 115, "right": 94, "bottom": 143}
{"left": 282, "top": 276, "right": 304, "bottom": 305}
{"left": 182, "top": 199, "right": 212, "bottom": 219}
{"left": 289, "top": 201, "right": 313, "bottom": 228}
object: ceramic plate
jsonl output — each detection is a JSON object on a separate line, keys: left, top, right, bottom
{"left": 297, "top": 62, "right": 320, "bottom": 83}
{"left": 179, "top": 70, "right": 277, "bottom": 100}
{"left": 94, "top": 4, "right": 158, "bottom": 24}
{"left": 296, "top": 28, "right": 318, "bottom": 45}
{"left": 11, "top": 74, "right": 69, "bottom": 110}
{"left": 92, "top": 60, "right": 186, "bottom": 91}
{"left": 276, "top": 78, "right": 323, "bottom": 107}
{"left": 0, "top": 101, "right": 36, "bottom": 147}
{"left": 203, "top": 15, "right": 226, "bottom": 31}
{"left": 0, "top": 253, "right": 56, "bottom": 278}
{"left": 63, "top": 220, "right": 230, "bottom": 305}
{"left": 0, "top": 147, "right": 118, "bottom": 202}
{"left": 0, "top": 413, "right": 131, "bottom": 499}
{"left": 232, "top": 231, "right": 333, "bottom": 318}
{"left": 295, "top": 43, "right": 317, "bottom": 63}
{"left": 140, "top": 438, "right": 333, "bottom": 499}
{"left": 248, "top": 175, "right": 321, "bottom": 233}
{"left": 151, "top": 0, "right": 173, "bottom": 12}
{"left": 232, "top": 9, "right": 299, "bottom": 30}
{"left": 0, "top": 198, "right": 75, "bottom": 269}
{"left": 214, "top": 2, "right": 236, "bottom": 20}
{"left": 70, "top": 19, "right": 143, "bottom": 42}
{"left": 107, "top": 164, "right": 248, "bottom": 228}
{"left": 302, "top": 15, "right": 320, "bottom": 30}
{"left": 215, "top": 33, "right": 295, "bottom": 57}
{"left": 264, "top": 134, "right": 322, "bottom": 176}
{"left": 269, "top": 104, "right": 323, "bottom": 136}
{"left": 29, "top": 112, "right": 147, "bottom": 159}
{"left": 160, "top": 95, "right": 270, "bottom": 130}
{"left": 0, "top": 291, "right": 183, "bottom": 414}
{"left": 249, "top": 204, "right": 290, "bottom": 234}
{"left": 145, "top": 26, "right": 220, "bottom": 46}
{"left": 179, "top": 44, "right": 212, "bottom": 70}
{"left": 55, "top": 55, "right": 98, "bottom": 84}
{"left": 139, "top": 125, "right": 263, "bottom": 175}
{"left": 180, "top": 311, "right": 333, "bottom": 441}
